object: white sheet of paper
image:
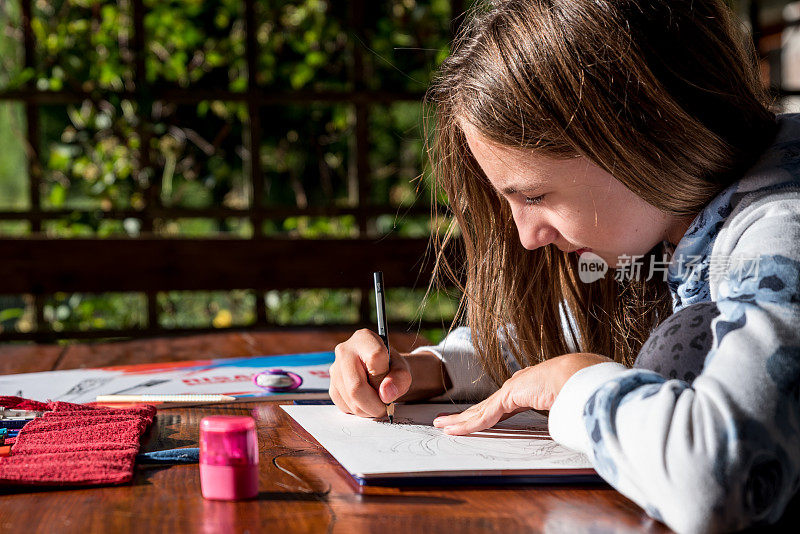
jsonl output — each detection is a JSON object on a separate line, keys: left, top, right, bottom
{"left": 281, "top": 403, "right": 594, "bottom": 479}
{"left": 0, "top": 355, "right": 332, "bottom": 403}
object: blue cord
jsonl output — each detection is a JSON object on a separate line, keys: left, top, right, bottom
{"left": 136, "top": 447, "right": 200, "bottom": 464}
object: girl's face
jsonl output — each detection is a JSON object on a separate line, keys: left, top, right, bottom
{"left": 462, "top": 123, "right": 691, "bottom": 268}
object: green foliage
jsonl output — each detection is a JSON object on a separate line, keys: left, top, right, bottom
{"left": 383, "top": 288, "right": 459, "bottom": 323}
{"left": 0, "top": 0, "right": 458, "bottom": 336}
{"left": 366, "top": 0, "right": 452, "bottom": 91}
{"left": 44, "top": 292, "right": 147, "bottom": 331}
{"left": 370, "top": 101, "right": 432, "bottom": 206}
{"left": 158, "top": 218, "right": 252, "bottom": 237}
{"left": 263, "top": 215, "right": 357, "bottom": 238}
{"left": 30, "top": 0, "right": 134, "bottom": 92}
{"left": 144, "top": 0, "right": 246, "bottom": 90}
{"left": 260, "top": 103, "right": 351, "bottom": 208}
{"left": 41, "top": 101, "right": 140, "bottom": 213}
{"left": 158, "top": 290, "right": 255, "bottom": 329}
{"left": 0, "top": 295, "right": 31, "bottom": 334}
{"left": 0, "top": 103, "right": 28, "bottom": 210}
{"left": 151, "top": 101, "right": 248, "bottom": 211}
{"left": 255, "top": 0, "right": 349, "bottom": 90}
{"left": 266, "top": 289, "right": 359, "bottom": 324}
{"left": 0, "top": 221, "right": 30, "bottom": 236}
{"left": 0, "top": 2, "right": 24, "bottom": 90}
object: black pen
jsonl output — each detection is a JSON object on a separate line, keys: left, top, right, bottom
{"left": 373, "top": 271, "right": 394, "bottom": 423}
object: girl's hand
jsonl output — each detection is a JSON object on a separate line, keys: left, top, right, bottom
{"left": 329, "top": 329, "right": 412, "bottom": 418}
{"left": 433, "top": 353, "right": 612, "bottom": 435}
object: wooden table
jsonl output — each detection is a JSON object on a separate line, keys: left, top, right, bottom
{"left": 0, "top": 329, "right": 786, "bottom": 533}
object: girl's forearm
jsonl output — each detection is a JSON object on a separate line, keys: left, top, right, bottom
{"left": 397, "top": 351, "right": 452, "bottom": 401}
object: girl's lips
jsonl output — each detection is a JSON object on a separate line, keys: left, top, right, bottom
{"left": 574, "top": 248, "right": 592, "bottom": 255}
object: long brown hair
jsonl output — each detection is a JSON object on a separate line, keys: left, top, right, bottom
{"left": 425, "top": 0, "right": 776, "bottom": 384}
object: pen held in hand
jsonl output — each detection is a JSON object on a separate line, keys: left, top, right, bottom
{"left": 373, "top": 271, "right": 394, "bottom": 423}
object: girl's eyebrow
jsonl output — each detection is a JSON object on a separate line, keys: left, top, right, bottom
{"left": 498, "top": 181, "right": 546, "bottom": 196}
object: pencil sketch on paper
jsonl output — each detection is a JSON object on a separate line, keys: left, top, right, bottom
{"left": 341, "top": 417, "right": 585, "bottom": 465}
{"left": 281, "top": 403, "right": 595, "bottom": 475}
{"left": 60, "top": 377, "right": 115, "bottom": 400}
{"left": 109, "top": 379, "right": 171, "bottom": 395}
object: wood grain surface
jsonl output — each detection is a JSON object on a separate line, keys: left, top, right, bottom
{"left": 1, "top": 331, "right": 795, "bottom": 533}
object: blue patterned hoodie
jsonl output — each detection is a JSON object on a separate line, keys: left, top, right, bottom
{"left": 413, "top": 113, "right": 800, "bottom": 533}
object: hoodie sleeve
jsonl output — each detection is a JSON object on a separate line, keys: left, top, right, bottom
{"left": 548, "top": 192, "right": 800, "bottom": 533}
{"left": 412, "top": 303, "right": 581, "bottom": 402}
{"left": 410, "top": 326, "right": 501, "bottom": 401}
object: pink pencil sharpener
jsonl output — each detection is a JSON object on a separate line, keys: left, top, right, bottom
{"left": 199, "top": 415, "right": 259, "bottom": 500}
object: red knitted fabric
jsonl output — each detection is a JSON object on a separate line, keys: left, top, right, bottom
{"left": 0, "top": 396, "right": 156, "bottom": 486}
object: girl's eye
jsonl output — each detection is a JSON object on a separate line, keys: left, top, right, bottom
{"left": 524, "top": 195, "right": 544, "bottom": 206}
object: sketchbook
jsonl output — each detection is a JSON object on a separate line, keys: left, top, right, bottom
{"left": 281, "top": 403, "right": 599, "bottom": 486}
{"left": 0, "top": 351, "right": 333, "bottom": 404}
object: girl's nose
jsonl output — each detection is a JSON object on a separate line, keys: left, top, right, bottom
{"left": 512, "top": 208, "right": 558, "bottom": 250}
{"left": 519, "top": 225, "right": 558, "bottom": 250}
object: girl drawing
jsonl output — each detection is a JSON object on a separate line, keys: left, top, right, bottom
{"left": 329, "top": 1, "right": 800, "bottom": 531}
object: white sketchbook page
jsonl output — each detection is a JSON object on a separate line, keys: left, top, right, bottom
{"left": 0, "top": 363, "right": 331, "bottom": 403}
{"left": 281, "top": 404, "right": 594, "bottom": 477}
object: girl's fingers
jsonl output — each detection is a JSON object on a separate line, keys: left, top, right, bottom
{"left": 352, "top": 329, "right": 393, "bottom": 387}
{"left": 329, "top": 386, "right": 351, "bottom": 415}
{"left": 433, "top": 399, "right": 490, "bottom": 428}
{"left": 432, "top": 412, "right": 464, "bottom": 427}
{"left": 331, "top": 330, "right": 397, "bottom": 418}
{"left": 338, "top": 349, "right": 388, "bottom": 417}
{"left": 379, "top": 359, "right": 412, "bottom": 403}
{"left": 440, "top": 400, "right": 505, "bottom": 435}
